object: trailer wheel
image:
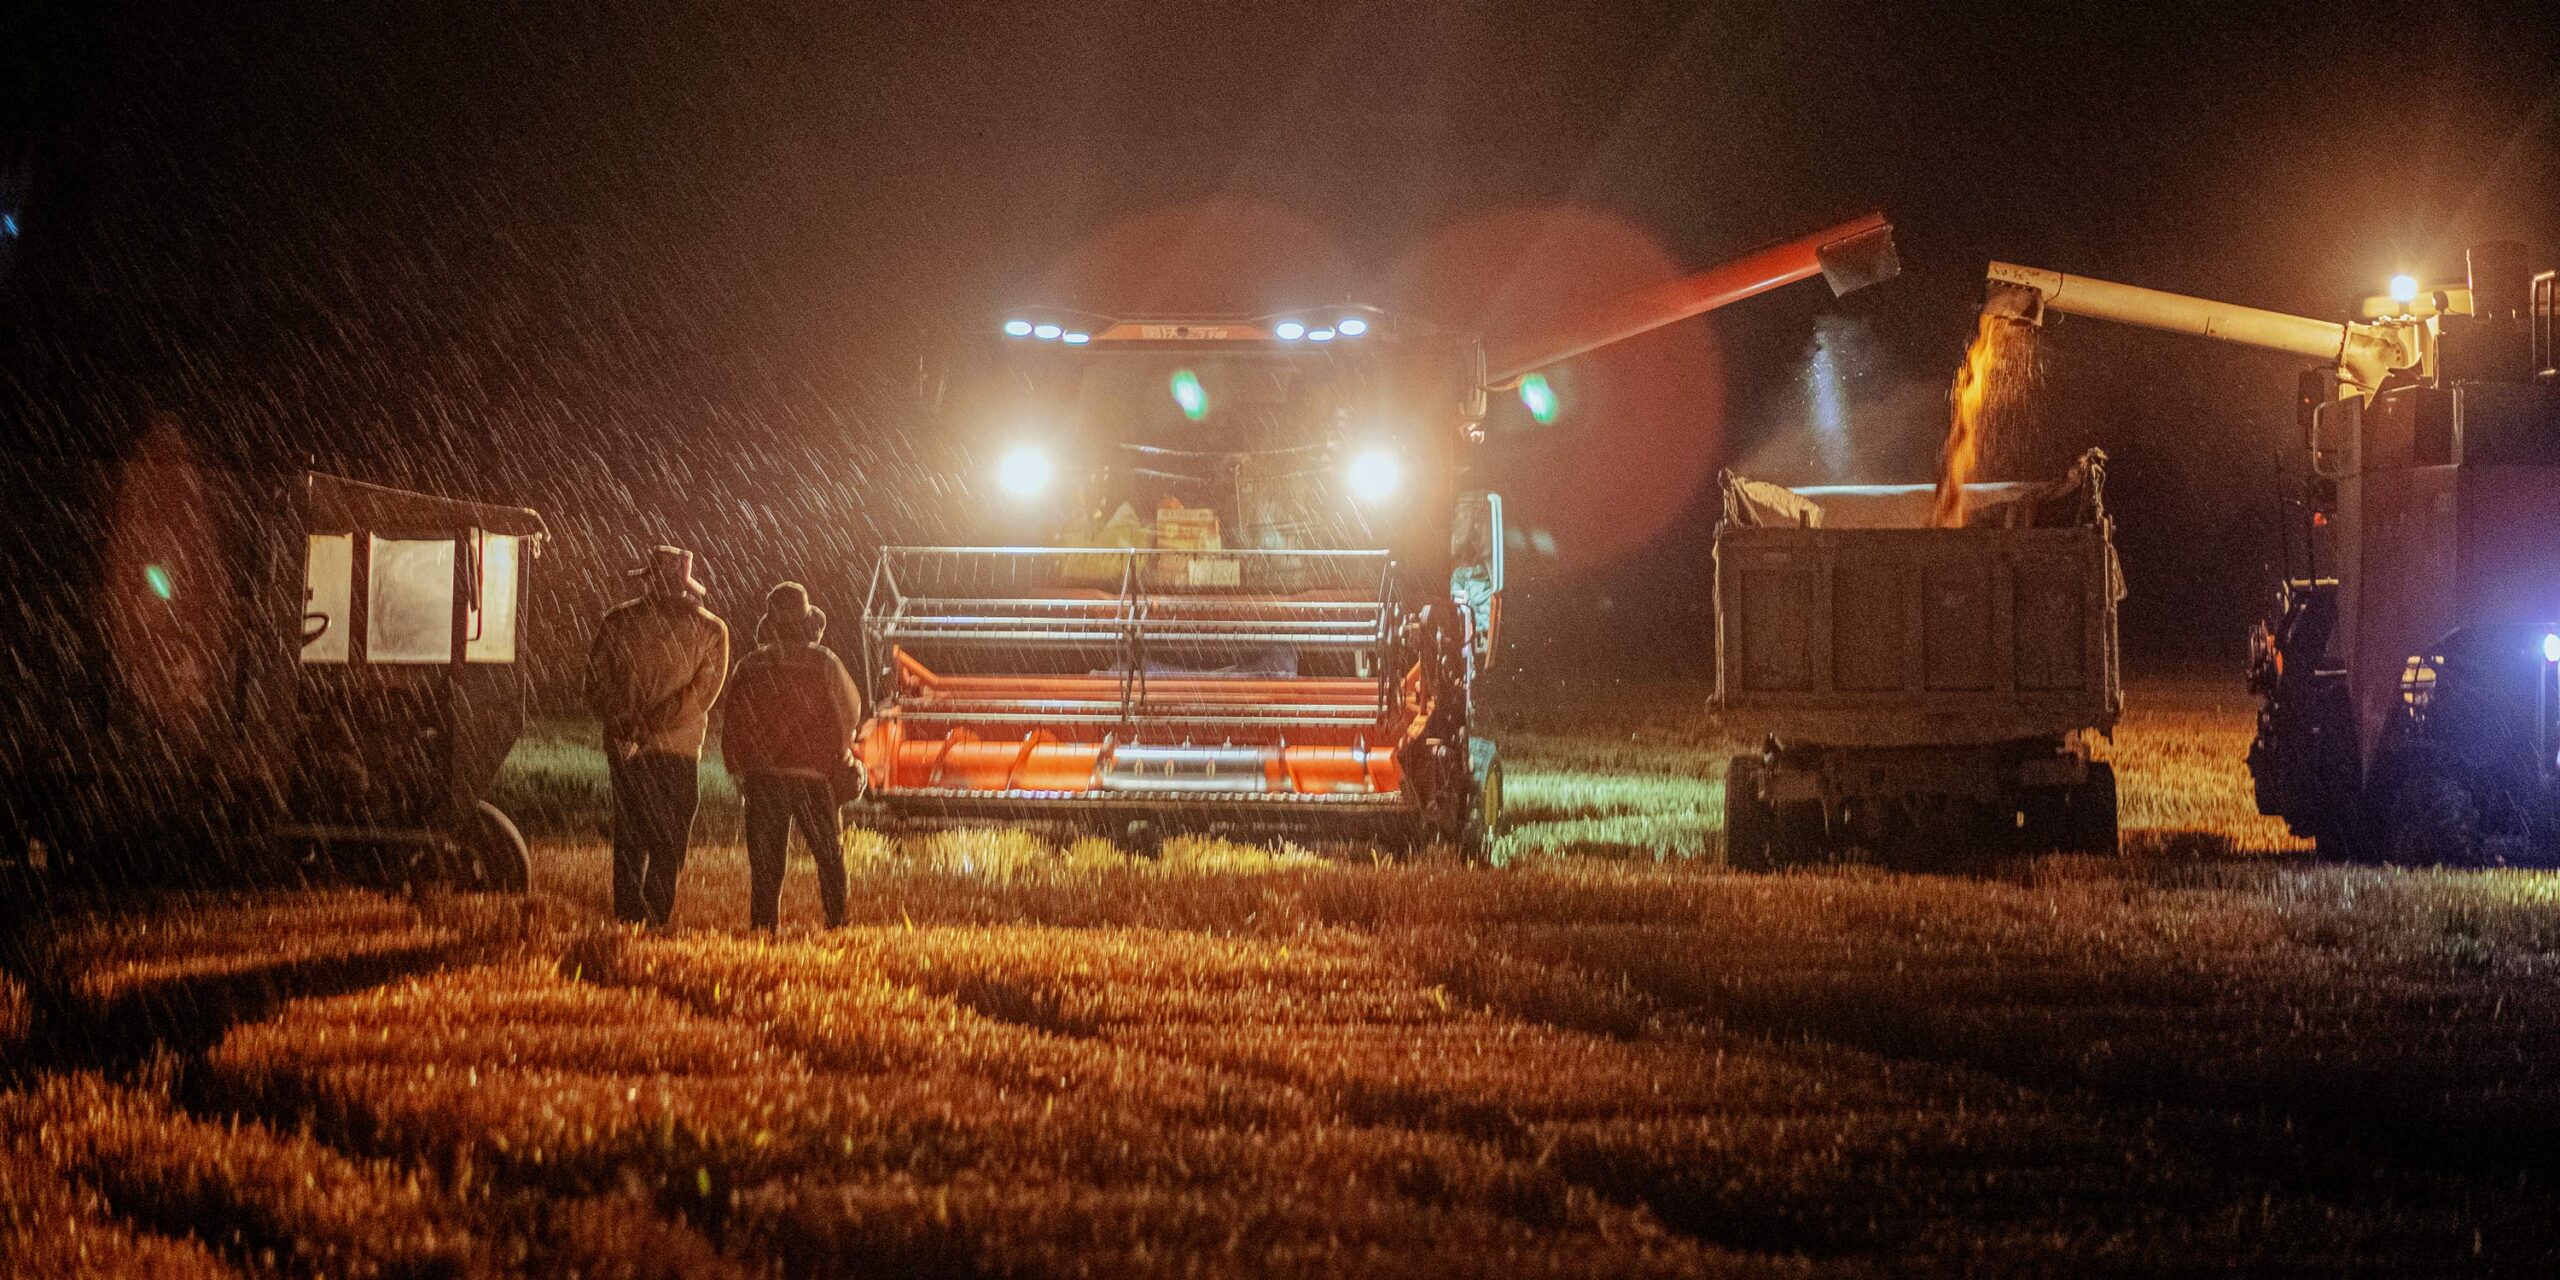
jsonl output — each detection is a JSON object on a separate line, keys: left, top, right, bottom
{"left": 449, "top": 801, "right": 531, "bottom": 893}
{"left": 2016, "top": 787, "right": 2071, "bottom": 852}
{"left": 2066, "top": 763, "right": 2119, "bottom": 856}
{"left": 1724, "top": 757, "right": 1774, "bottom": 871}
{"left": 1771, "top": 802, "right": 1827, "bottom": 866}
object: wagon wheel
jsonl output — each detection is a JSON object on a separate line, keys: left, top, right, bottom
{"left": 1770, "top": 802, "right": 1827, "bottom": 867}
{"left": 1723, "top": 756, "right": 1774, "bottom": 871}
{"left": 2066, "top": 763, "right": 2119, "bottom": 856}
{"left": 446, "top": 800, "right": 531, "bottom": 893}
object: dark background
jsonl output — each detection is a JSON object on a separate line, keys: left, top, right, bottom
{"left": 5, "top": 1, "right": 2557, "bottom": 701}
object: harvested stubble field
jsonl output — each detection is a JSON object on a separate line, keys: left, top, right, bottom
{"left": 11, "top": 678, "right": 2560, "bottom": 1276}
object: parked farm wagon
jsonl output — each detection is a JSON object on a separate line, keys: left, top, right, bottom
{"left": 0, "top": 436, "right": 546, "bottom": 890}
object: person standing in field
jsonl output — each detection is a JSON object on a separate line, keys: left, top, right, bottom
{"left": 585, "top": 545, "right": 730, "bottom": 927}
{"left": 718, "top": 581, "right": 862, "bottom": 930}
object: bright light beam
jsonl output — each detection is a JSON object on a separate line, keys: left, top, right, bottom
{"left": 996, "top": 445, "right": 1053, "bottom": 498}
{"left": 1346, "top": 447, "right": 1401, "bottom": 502}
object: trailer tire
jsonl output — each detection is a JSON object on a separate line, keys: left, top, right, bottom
{"left": 1771, "top": 803, "right": 1827, "bottom": 867}
{"left": 1724, "top": 757, "right": 1775, "bottom": 871}
{"left": 449, "top": 801, "right": 531, "bottom": 893}
{"left": 2066, "top": 763, "right": 2118, "bottom": 856}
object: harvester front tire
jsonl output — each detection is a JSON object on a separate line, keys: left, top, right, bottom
{"left": 450, "top": 801, "right": 532, "bottom": 894}
{"left": 2066, "top": 763, "right": 2119, "bottom": 856}
{"left": 1462, "top": 737, "right": 1504, "bottom": 867}
{"left": 2382, "top": 766, "right": 2483, "bottom": 867}
{"left": 1123, "top": 820, "right": 1165, "bottom": 862}
{"left": 1724, "top": 756, "right": 1774, "bottom": 871}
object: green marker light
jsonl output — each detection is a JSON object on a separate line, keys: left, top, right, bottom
{"left": 1519, "top": 373, "right": 1559, "bottom": 425}
{"left": 144, "top": 564, "right": 174, "bottom": 600}
{"left": 1170, "top": 369, "right": 1208, "bottom": 422}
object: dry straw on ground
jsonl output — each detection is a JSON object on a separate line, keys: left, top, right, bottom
{"left": 7, "top": 681, "right": 2559, "bottom": 1275}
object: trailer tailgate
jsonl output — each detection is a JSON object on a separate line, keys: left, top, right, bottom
{"left": 1712, "top": 464, "right": 2122, "bottom": 748}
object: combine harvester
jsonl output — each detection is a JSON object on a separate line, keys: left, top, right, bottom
{"left": 851, "top": 214, "right": 1900, "bottom": 858}
{"left": 1977, "top": 245, "right": 2560, "bottom": 864}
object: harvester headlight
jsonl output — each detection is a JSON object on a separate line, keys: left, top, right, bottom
{"left": 1346, "top": 447, "right": 1401, "bottom": 503}
{"left": 2389, "top": 274, "right": 2420, "bottom": 306}
{"left": 1307, "top": 327, "right": 1337, "bottom": 342}
{"left": 1033, "top": 323, "right": 1063, "bottom": 341}
{"left": 996, "top": 445, "right": 1053, "bottom": 498}
{"left": 1337, "top": 316, "right": 1369, "bottom": 336}
{"left": 1061, "top": 331, "right": 1091, "bottom": 345}
{"left": 1274, "top": 321, "right": 1306, "bottom": 341}
{"left": 1003, "top": 319, "right": 1034, "bottom": 337}
{"left": 2543, "top": 631, "right": 2559, "bottom": 664}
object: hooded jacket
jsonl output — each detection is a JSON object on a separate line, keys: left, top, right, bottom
{"left": 585, "top": 595, "right": 730, "bottom": 759}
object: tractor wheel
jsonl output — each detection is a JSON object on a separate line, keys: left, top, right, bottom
{"left": 1461, "top": 737, "right": 1505, "bottom": 867}
{"left": 2383, "top": 767, "right": 2483, "bottom": 867}
{"left": 1724, "top": 756, "right": 1774, "bottom": 871}
{"left": 2312, "top": 811, "right": 2381, "bottom": 864}
{"left": 2012, "top": 787, "right": 2058, "bottom": 853}
{"left": 2066, "top": 763, "right": 2119, "bottom": 856}
{"left": 448, "top": 801, "right": 531, "bottom": 893}
{"left": 1770, "top": 802, "right": 1827, "bottom": 867}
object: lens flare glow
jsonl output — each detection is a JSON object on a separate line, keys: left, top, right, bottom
{"left": 1003, "top": 319, "right": 1034, "bottom": 337}
{"left": 1170, "top": 369, "right": 1209, "bottom": 421}
{"left": 1274, "top": 321, "right": 1305, "bottom": 340}
{"left": 1346, "top": 448, "right": 1401, "bottom": 502}
{"left": 2389, "top": 274, "right": 2420, "bottom": 305}
{"left": 996, "top": 445, "right": 1052, "bottom": 498}
{"left": 144, "top": 564, "right": 173, "bottom": 600}
{"left": 1518, "top": 372, "right": 1559, "bottom": 425}
{"left": 1337, "top": 316, "right": 1369, "bottom": 336}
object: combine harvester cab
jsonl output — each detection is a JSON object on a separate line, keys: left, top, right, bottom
{"left": 1715, "top": 452, "right": 2125, "bottom": 867}
{"left": 860, "top": 212, "right": 1900, "bottom": 860}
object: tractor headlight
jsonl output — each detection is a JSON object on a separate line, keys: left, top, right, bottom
{"left": 2543, "top": 631, "right": 2559, "bottom": 664}
{"left": 1346, "top": 447, "right": 1401, "bottom": 504}
{"left": 996, "top": 445, "right": 1053, "bottom": 499}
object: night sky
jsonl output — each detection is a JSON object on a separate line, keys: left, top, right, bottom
{"left": 6, "top": 1, "right": 2557, "bottom": 686}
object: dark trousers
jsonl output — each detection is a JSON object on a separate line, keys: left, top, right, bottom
{"left": 742, "top": 773, "right": 846, "bottom": 929}
{"left": 610, "top": 752, "right": 699, "bottom": 925}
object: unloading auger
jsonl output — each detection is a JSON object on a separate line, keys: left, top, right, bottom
{"left": 1981, "top": 244, "right": 2560, "bottom": 864}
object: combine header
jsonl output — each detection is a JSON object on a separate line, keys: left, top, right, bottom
{"left": 851, "top": 214, "right": 1900, "bottom": 857}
